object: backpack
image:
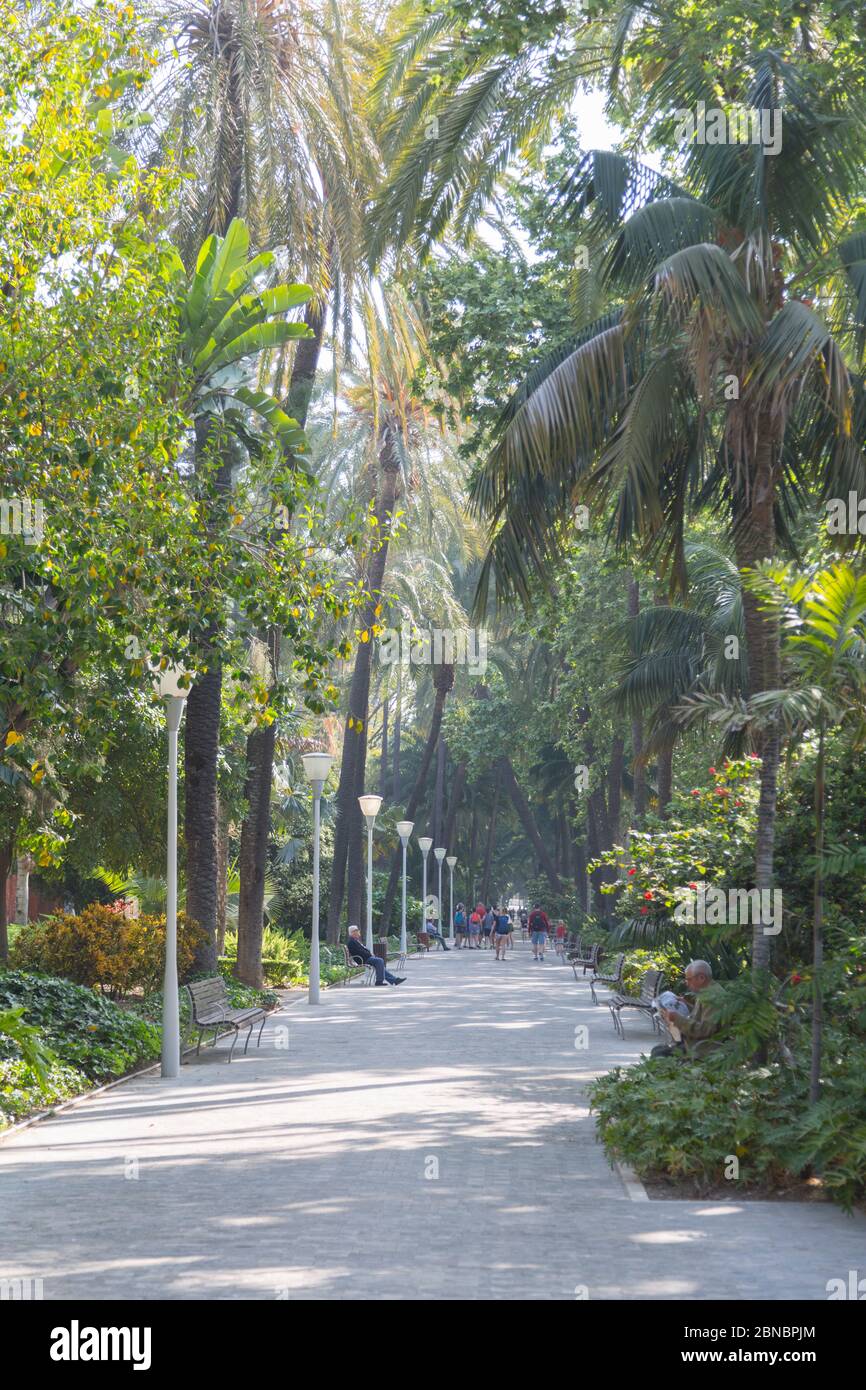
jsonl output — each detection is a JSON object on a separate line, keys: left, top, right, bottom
{"left": 529, "top": 909, "right": 548, "bottom": 932}
{"left": 455, "top": 910, "right": 466, "bottom": 928}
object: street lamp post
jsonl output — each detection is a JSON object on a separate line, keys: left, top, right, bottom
{"left": 434, "top": 847, "right": 446, "bottom": 934}
{"left": 396, "top": 820, "right": 414, "bottom": 957}
{"left": 446, "top": 855, "right": 457, "bottom": 941}
{"left": 417, "top": 836, "right": 433, "bottom": 940}
{"left": 303, "top": 751, "right": 335, "bottom": 1005}
{"left": 157, "top": 666, "right": 189, "bottom": 1080}
{"left": 358, "top": 794, "right": 383, "bottom": 950}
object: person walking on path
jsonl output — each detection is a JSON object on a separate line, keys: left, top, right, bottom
{"left": 347, "top": 927, "right": 406, "bottom": 985}
{"left": 482, "top": 904, "right": 496, "bottom": 949}
{"left": 493, "top": 906, "right": 511, "bottom": 960}
{"left": 528, "top": 903, "right": 551, "bottom": 961}
{"left": 454, "top": 903, "right": 467, "bottom": 948}
{"left": 468, "top": 906, "right": 482, "bottom": 948}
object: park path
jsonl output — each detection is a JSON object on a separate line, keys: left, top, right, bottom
{"left": 1, "top": 939, "right": 863, "bottom": 1300}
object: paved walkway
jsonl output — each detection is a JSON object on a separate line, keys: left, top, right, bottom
{"left": 1, "top": 941, "right": 863, "bottom": 1300}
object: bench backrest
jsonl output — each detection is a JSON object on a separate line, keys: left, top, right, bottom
{"left": 186, "top": 977, "right": 229, "bottom": 1020}
{"left": 608, "top": 952, "right": 625, "bottom": 980}
{"left": 340, "top": 944, "right": 362, "bottom": 968}
{"left": 639, "top": 968, "right": 664, "bottom": 1002}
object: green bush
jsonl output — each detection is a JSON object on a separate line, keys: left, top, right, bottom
{"left": 0, "top": 971, "right": 160, "bottom": 1081}
{"left": 590, "top": 1039, "right": 866, "bottom": 1210}
{"left": 620, "top": 946, "right": 684, "bottom": 994}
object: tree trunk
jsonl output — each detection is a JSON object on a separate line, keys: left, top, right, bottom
{"left": 236, "top": 716, "right": 277, "bottom": 988}
{"left": 809, "top": 721, "right": 826, "bottom": 1104}
{"left": 327, "top": 426, "right": 401, "bottom": 941}
{"left": 0, "top": 837, "right": 12, "bottom": 962}
{"left": 235, "top": 303, "right": 325, "bottom": 982}
{"left": 432, "top": 735, "right": 445, "bottom": 846}
{"left": 216, "top": 799, "right": 229, "bottom": 958}
{"left": 732, "top": 424, "right": 780, "bottom": 973}
{"left": 481, "top": 774, "right": 500, "bottom": 902}
{"left": 379, "top": 682, "right": 389, "bottom": 798}
{"left": 443, "top": 761, "right": 466, "bottom": 852}
{"left": 392, "top": 665, "right": 402, "bottom": 801}
{"left": 628, "top": 578, "right": 647, "bottom": 822}
{"left": 496, "top": 756, "right": 563, "bottom": 892}
{"left": 346, "top": 722, "right": 368, "bottom": 930}
{"left": 656, "top": 739, "right": 673, "bottom": 816}
{"left": 378, "top": 665, "right": 455, "bottom": 930}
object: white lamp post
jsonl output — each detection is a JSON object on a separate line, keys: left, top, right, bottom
{"left": 396, "top": 820, "right": 414, "bottom": 957}
{"left": 358, "top": 794, "right": 383, "bottom": 950}
{"left": 303, "top": 751, "right": 335, "bottom": 1005}
{"left": 434, "top": 847, "right": 446, "bottom": 933}
{"left": 156, "top": 665, "right": 189, "bottom": 1080}
{"left": 446, "top": 855, "right": 457, "bottom": 941}
{"left": 417, "top": 835, "right": 433, "bottom": 941}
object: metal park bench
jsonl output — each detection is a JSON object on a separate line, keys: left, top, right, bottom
{"left": 570, "top": 942, "right": 603, "bottom": 979}
{"left": 186, "top": 978, "right": 268, "bottom": 1062}
{"left": 590, "top": 952, "right": 625, "bottom": 1005}
{"left": 339, "top": 943, "right": 376, "bottom": 985}
{"left": 608, "top": 968, "right": 664, "bottom": 1039}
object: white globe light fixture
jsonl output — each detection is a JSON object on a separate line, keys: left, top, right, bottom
{"left": 396, "top": 820, "right": 414, "bottom": 957}
{"left": 303, "top": 751, "right": 335, "bottom": 1004}
{"left": 358, "top": 794, "right": 383, "bottom": 949}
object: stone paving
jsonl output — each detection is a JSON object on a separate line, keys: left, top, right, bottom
{"left": 0, "top": 940, "right": 863, "bottom": 1300}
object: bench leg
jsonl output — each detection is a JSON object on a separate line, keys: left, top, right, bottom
{"left": 243, "top": 1021, "right": 255, "bottom": 1055}
{"left": 227, "top": 1026, "right": 240, "bottom": 1062}
{"left": 590, "top": 981, "right": 597, "bottom": 1005}
{"left": 255, "top": 1016, "right": 267, "bottom": 1049}
{"left": 196, "top": 1027, "right": 205, "bottom": 1058}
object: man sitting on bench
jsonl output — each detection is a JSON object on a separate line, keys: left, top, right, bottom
{"left": 347, "top": 926, "right": 405, "bottom": 986}
{"left": 651, "top": 960, "right": 720, "bottom": 1059}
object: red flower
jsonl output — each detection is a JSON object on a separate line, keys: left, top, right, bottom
{"left": 791, "top": 973, "right": 802, "bottom": 985}
{"left": 688, "top": 883, "right": 697, "bottom": 891}
{"left": 749, "top": 753, "right": 760, "bottom": 761}
{"left": 708, "top": 766, "right": 716, "bottom": 774}
{"left": 628, "top": 868, "right": 636, "bottom": 876}
{"left": 643, "top": 891, "right": 653, "bottom": 900}
{"left": 640, "top": 907, "right": 648, "bottom": 915}
{"left": 691, "top": 789, "right": 700, "bottom": 796}
{"left": 735, "top": 800, "right": 743, "bottom": 807}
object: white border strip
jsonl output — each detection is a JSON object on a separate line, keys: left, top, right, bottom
{"left": 614, "top": 1159, "right": 650, "bottom": 1201}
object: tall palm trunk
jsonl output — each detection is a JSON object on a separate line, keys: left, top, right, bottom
{"left": 346, "top": 721, "right": 368, "bottom": 929}
{"left": 628, "top": 578, "right": 647, "bottom": 822}
{"left": 216, "top": 799, "right": 229, "bottom": 958}
{"left": 392, "top": 664, "right": 402, "bottom": 800}
{"left": 236, "top": 303, "right": 325, "bottom": 981}
{"left": 327, "top": 425, "right": 401, "bottom": 942}
{"left": 810, "top": 720, "right": 826, "bottom": 1104}
{"left": 432, "top": 735, "right": 445, "bottom": 845}
{"left": 0, "top": 837, "right": 12, "bottom": 962}
{"left": 379, "top": 664, "right": 455, "bottom": 930}
{"left": 732, "top": 421, "right": 781, "bottom": 973}
{"left": 443, "top": 760, "right": 466, "bottom": 851}
{"left": 481, "top": 773, "right": 500, "bottom": 901}
{"left": 184, "top": 425, "right": 233, "bottom": 972}
{"left": 379, "top": 680, "right": 389, "bottom": 797}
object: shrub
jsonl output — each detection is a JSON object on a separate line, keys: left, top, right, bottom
{"left": 9, "top": 906, "right": 206, "bottom": 999}
{"left": 0, "top": 971, "right": 160, "bottom": 1083}
{"left": 589, "top": 1039, "right": 866, "bottom": 1210}
{"left": 620, "top": 946, "right": 685, "bottom": 994}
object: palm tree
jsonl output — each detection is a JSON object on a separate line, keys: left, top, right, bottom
{"left": 469, "top": 57, "right": 866, "bottom": 969}
{"left": 612, "top": 542, "right": 748, "bottom": 794}
{"left": 698, "top": 560, "right": 866, "bottom": 1101}
{"left": 171, "top": 218, "right": 311, "bottom": 969}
